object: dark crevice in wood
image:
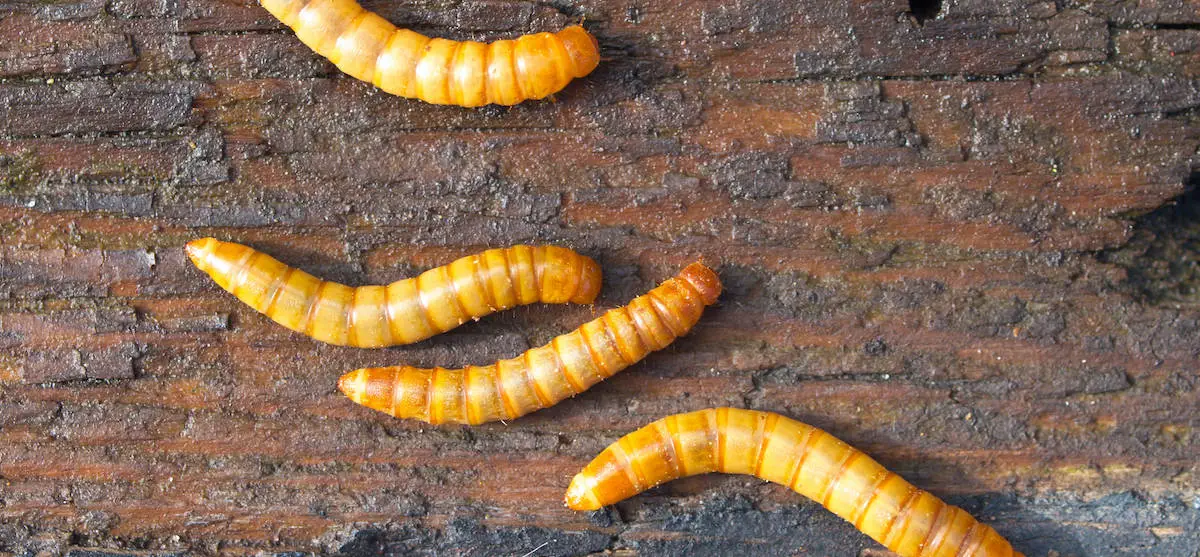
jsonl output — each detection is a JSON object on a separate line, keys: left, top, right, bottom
{"left": 909, "top": 0, "right": 942, "bottom": 24}
{"left": 1108, "top": 22, "right": 1200, "bottom": 31}
{"left": 764, "top": 73, "right": 1029, "bottom": 85}
{"left": 1099, "top": 172, "right": 1200, "bottom": 305}
{"left": 1145, "top": 22, "right": 1200, "bottom": 31}
{"left": 534, "top": 0, "right": 586, "bottom": 19}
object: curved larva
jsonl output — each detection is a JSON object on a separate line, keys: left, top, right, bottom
{"left": 566, "top": 408, "right": 1024, "bottom": 557}
{"left": 185, "top": 238, "right": 601, "bottom": 348}
{"left": 258, "top": 0, "right": 600, "bottom": 106}
{"left": 338, "top": 263, "right": 722, "bottom": 425}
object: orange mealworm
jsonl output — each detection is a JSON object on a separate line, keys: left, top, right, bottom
{"left": 185, "top": 238, "right": 601, "bottom": 348}
{"left": 259, "top": 0, "right": 600, "bottom": 106}
{"left": 566, "top": 408, "right": 1024, "bottom": 557}
{"left": 338, "top": 262, "right": 722, "bottom": 424}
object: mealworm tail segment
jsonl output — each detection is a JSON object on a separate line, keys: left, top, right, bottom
{"left": 565, "top": 408, "right": 1024, "bottom": 557}
{"left": 338, "top": 366, "right": 373, "bottom": 407}
{"left": 185, "top": 238, "right": 602, "bottom": 348}
{"left": 338, "top": 263, "right": 723, "bottom": 425}
{"left": 185, "top": 237, "right": 217, "bottom": 273}
{"left": 258, "top": 0, "right": 600, "bottom": 106}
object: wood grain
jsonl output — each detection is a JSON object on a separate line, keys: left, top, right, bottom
{"left": 0, "top": 0, "right": 1198, "bottom": 555}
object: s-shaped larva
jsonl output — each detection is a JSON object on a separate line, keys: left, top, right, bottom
{"left": 567, "top": 408, "right": 1024, "bottom": 557}
{"left": 260, "top": 0, "right": 600, "bottom": 106}
{"left": 185, "top": 238, "right": 601, "bottom": 347}
{"left": 338, "top": 263, "right": 722, "bottom": 424}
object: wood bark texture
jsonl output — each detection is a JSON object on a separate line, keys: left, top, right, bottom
{"left": 0, "top": 0, "right": 1198, "bottom": 555}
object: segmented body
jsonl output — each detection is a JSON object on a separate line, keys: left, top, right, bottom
{"left": 338, "top": 263, "right": 722, "bottom": 424}
{"left": 259, "top": 0, "right": 600, "bottom": 106}
{"left": 566, "top": 408, "right": 1023, "bottom": 557}
{"left": 185, "top": 238, "right": 601, "bottom": 348}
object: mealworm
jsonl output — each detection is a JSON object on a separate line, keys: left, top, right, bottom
{"left": 566, "top": 408, "right": 1024, "bottom": 557}
{"left": 259, "top": 0, "right": 600, "bottom": 106}
{"left": 185, "top": 238, "right": 601, "bottom": 348}
{"left": 338, "top": 262, "right": 722, "bottom": 425}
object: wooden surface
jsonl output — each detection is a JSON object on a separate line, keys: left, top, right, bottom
{"left": 1, "top": 0, "right": 1199, "bottom": 555}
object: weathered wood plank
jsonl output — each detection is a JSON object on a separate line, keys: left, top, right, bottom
{"left": 0, "top": 0, "right": 1198, "bottom": 555}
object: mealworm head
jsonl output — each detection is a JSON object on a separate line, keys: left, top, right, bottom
{"left": 555, "top": 25, "right": 601, "bottom": 78}
{"left": 678, "top": 262, "right": 722, "bottom": 306}
{"left": 571, "top": 256, "right": 603, "bottom": 304}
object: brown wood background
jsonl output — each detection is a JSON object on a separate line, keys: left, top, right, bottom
{"left": 1, "top": 0, "right": 1199, "bottom": 554}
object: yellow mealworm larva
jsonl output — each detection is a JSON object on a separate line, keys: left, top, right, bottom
{"left": 185, "top": 238, "right": 601, "bottom": 348}
{"left": 566, "top": 408, "right": 1024, "bottom": 557}
{"left": 259, "top": 0, "right": 600, "bottom": 106}
{"left": 338, "top": 262, "right": 723, "bottom": 425}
